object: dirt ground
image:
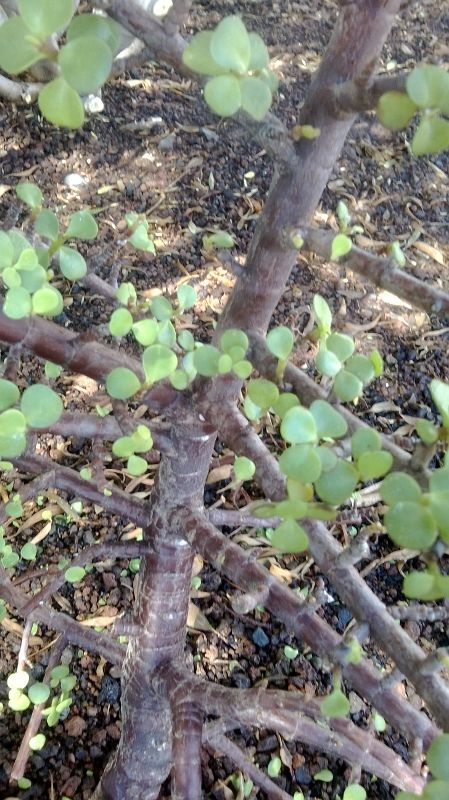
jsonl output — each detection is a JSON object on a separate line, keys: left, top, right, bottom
{"left": 0, "top": 1, "right": 449, "bottom": 798}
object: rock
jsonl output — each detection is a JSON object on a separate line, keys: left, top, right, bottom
{"left": 64, "top": 715, "right": 87, "bottom": 737}
{"left": 252, "top": 627, "right": 270, "bottom": 647}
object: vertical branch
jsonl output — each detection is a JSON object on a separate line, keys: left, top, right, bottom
{"left": 169, "top": 683, "right": 204, "bottom": 800}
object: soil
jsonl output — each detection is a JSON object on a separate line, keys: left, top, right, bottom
{"left": 0, "top": 1, "right": 449, "bottom": 799}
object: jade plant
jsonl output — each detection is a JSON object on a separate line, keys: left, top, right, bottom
{"left": 0, "top": 2, "right": 449, "bottom": 799}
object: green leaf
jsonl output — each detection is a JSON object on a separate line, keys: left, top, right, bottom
{"left": 266, "top": 326, "right": 294, "bottom": 360}
{"left": 333, "top": 369, "right": 363, "bottom": 403}
{"left": 259, "top": 68, "right": 279, "bottom": 93}
{"left": 248, "top": 32, "right": 269, "bottom": 70}
{"left": 385, "top": 502, "right": 438, "bottom": 549}
{"left": 65, "top": 565, "right": 86, "bottom": 583}
{"left": 21, "top": 384, "right": 63, "bottom": 427}
{"left": 370, "top": 349, "right": 384, "bottom": 377}
{"left": 316, "top": 346, "right": 342, "bottom": 378}
{"left": 182, "top": 30, "right": 225, "bottom": 76}
{"left": 210, "top": 16, "right": 251, "bottom": 73}
{"left": 130, "top": 425, "right": 153, "bottom": 453}
{"left": 204, "top": 75, "right": 241, "bottom": 117}
{"left": 0, "top": 379, "right": 20, "bottom": 412}
{"left": 280, "top": 406, "right": 317, "bottom": 445}
{"left": 267, "top": 756, "right": 282, "bottom": 778}
{"left": 389, "top": 241, "right": 406, "bottom": 268}
{"left": 314, "top": 769, "right": 333, "bottom": 782}
{"left": 132, "top": 319, "right": 159, "bottom": 347}
{"left": 345, "top": 354, "right": 375, "bottom": 385}
{"left": 143, "top": 344, "right": 177, "bottom": 383}
{"left": 357, "top": 450, "right": 393, "bottom": 480}
{"left": 0, "top": 16, "right": 41, "bottom": 74}
{"left": 234, "top": 456, "right": 256, "bottom": 481}
{"left": 16, "top": 182, "right": 43, "bottom": 210}
{"left": 17, "top": 0, "right": 74, "bottom": 38}
{"left": 377, "top": 91, "right": 417, "bottom": 130}
{"left": 38, "top": 78, "right": 85, "bottom": 129}
{"left": 380, "top": 472, "right": 422, "bottom": 506}
{"left": 412, "top": 116, "right": 449, "bottom": 156}
{"left": 177, "top": 284, "right": 197, "bottom": 309}
{"left": 116, "top": 282, "right": 137, "bottom": 306}
{"left": 5, "top": 495, "right": 23, "bottom": 518}
{"left": 9, "top": 689, "right": 30, "bottom": 711}
{"left": 0, "top": 231, "right": 14, "bottom": 269}
{"left": 177, "top": 330, "right": 195, "bottom": 352}
{"left": 170, "top": 369, "right": 190, "bottom": 390}
{"left": 247, "top": 378, "right": 279, "bottom": 410}
{"left": 331, "top": 233, "right": 352, "bottom": 259}
{"left": 106, "top": 368, "right": 141, "bottom": 399}
{"left": 283, "top": 645, "right": 299, "bottom": 660}
{"left": 60, "top": 675, "right": 76, "bottom": 693}
{"left": 327, "top": 332, "right": 355, "bottom": 363}
{"left": 193, "top": 344, "right": 221, "bottom": 377}
{"left": 50, "top": 665, "right": 70, "bottom": 683}
{"left": 423, "top": 781, "right": 449, "bottom": 800}
{"left": 67, "top": 13, "right": 121, "bottom": 55}
{"left": 373, "top": 712, "right": 386, "bottom": 733}
{"left": 59, "top": 36, "right": 112, "bottom": 95}
{"left": 29, "top": 733, "right": 46, "bottom": 751}
{"left": 239, "top": 75, "right": 272, "bottom": 120}
{"left": 233, "top": 360, "right": 252, "bottom": 379}
{"left": 28, "top": 682, "right": 50, "bottom": 705}
{"left": 430, "top": 379, "right": 449, "bottom": 428}
{"left": 313, "top": 294, "right": 332, "bottom": 334}
{"left": 150, "top": 296, "right": 173, "bottom": 321}
{"left": 416, "top": 419, "right": 439, "bottom": 444}
{"left": 18, "top": 777, "right": 32, "bottom": 789}
{"left": 21, "top": 542, "right": 37, "bottom": 561}
{"left": 403, "top": 571, "right": 442, "bottom": 601}
{"left": 157, "top": 320, "right": 176, "bottom": 348}
{"left": 343, "top": 785, "right": 367, "bottom": 800}
{"left": 0, "top": 431, "right": 27, "bottom": 459}
{"left": 272, "top": 393, "right": 300, "bottom": 419}
{"left": 316, "top": 445, "right": 338, "bottom": 472}
{"left": 279, "top": 445, "right": 322, "bottom": 483}
{"left": 109, "top": 308, "right": 134, "bottom": 337}
{"left": 129, "top": 223, "right": 156, "bottom": 253}
{"left": 3, "top": 266, "right": 21, "bottom": 289}
{"left": 32, "top": 285, "right": 64, "bottom": 317}
{"left": 320, "top": 688, "right": 350, "bottom": 718}
{"left": 271, "top": 519, "right": 308, "bottom": 553}
{"left": 112, "top": 436, "right": 135, "bottom": 458}
{"left": 218, "top": 354, "right": 233, "bottom": 373}
{"left": 310, "top": 400, "right": 347, "bottom": 439}
{"left": 59, "top": 245, "right": 87, "bottom": 280}
{"left": 127, "top": 455, "right": 147, "bottom": 477}
{"left": 314, "top": 460, "right": 358, "bottom": 505}
{"left": 202, "top": 230, "right": 235, "bottom": 250}
{"left": 4, "top": 286, "right": 32, "bottom": 319}
{"left": 351, "top": 428, "right": 381, "bottom": 459}
{"left": 406, "top": 65, "right": 449, "bottom": 112}
{"left": 35, "top": 208, "right": 59, "bottom": 240}
{"left": 0, "top": 408, "right": 26, "bottom": 436}
{"left": 273, "top": 498, "right": 308, "bottom": 519}
{"left": 7, "top": 670, "right": 29, "bottom": 690}
{"left": 427, "top": 735, "right": 449, "bottom": 780}
{"left": 65, "top": 210, "right": 98, "bottom": 241}
{"left": 220, "top": 329, "right": 249, "bottom": 354}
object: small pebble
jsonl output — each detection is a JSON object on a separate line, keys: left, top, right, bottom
{"left": 252, "top": 627, "right": 270, "bottom": 647}
{"left": 64, "top": 173, "right": 89, "bottom": 188}
{"left": 158, "top": 133, "right": 176, "bottom": 152}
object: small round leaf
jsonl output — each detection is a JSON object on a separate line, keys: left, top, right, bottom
{"left": 310, "top": 399, "right": 347, "bottom": 439}
{"left": 210, "top": 16, "right": 251, "bottom": 73}
{"left": 59, "top": 36, "right": 113, "bottom": 95}
{"left": 377, "top": 91, "right": 417, "bottom": 130}
{"left": 280, "top": 406, "right": 317, "bottom": 445}
{"left": 29, "top": 733, "right": 46, "bottom": 751}
{"left": 427, "top": 734, "right": 449, "bottom": 780}
{"left": 385, "top": 502, "right": 438, "bottom": 549}
{"left": 109, "top": 308, "right": 134, "bottom": 337}
{"left": 271, "top": 519, "right": 309, "bottom": 553}
{"left": 320, "top": 688, "right": 350, "bottom": 718}
{"left": 28, "top": 682, "right": 50, "bottom": 705}
{"left": 38, "top": 78, "right": 84, "bottom": 129}
{"left": 65, "top": 565, "right": 86, "bottom": 583}
{"left": 279, "top": 445, "right": 322, "bottom": 483}
{"left": 106, "top": 368, "right": 141, "bottom": 399}
{"left": 314, "top": 460, "right": 358, "bottom": 505}
{"left": 143, "top": 345, "right": 178, "bottom": 383}
{"left": 65, "top": 211, "right": 98, "bottom": 241}
{"left": 266, "top": 326, "right": 294, "bottom": 360}
{"left": 234, "top": 456, "right": 256, "bottom": 481}
{"left": 204, "top": 75, "right": 241, "bottom": 117}
{"left": 21, "top": 385, "right": 63, "bottom": 428}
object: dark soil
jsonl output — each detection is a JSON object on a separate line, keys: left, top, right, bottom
{"left": 0, "top": 1, "right": 449, "bottom": 799}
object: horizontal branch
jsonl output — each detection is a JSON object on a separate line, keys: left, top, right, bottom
{"left": 329, "top": 72, "right": 408, "bottom": 114}
{"left": 299, "top": 226, "right": 449, "bottom": 318}
{"left": 0, "top": 73, "right": 41, "bottom": 103}
{"left": 180, "top": 509, "right": 438, "bottom": 746}
{"left": 47, "top": 411, "right": 173, "bottom": 453}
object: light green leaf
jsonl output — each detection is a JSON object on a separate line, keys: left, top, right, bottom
{"left": 389, "top": 241, "right": 406, "bottom": 267}
{"left": 67, "top": 13, "right": 121, "bottom": 55}
{"left": 422, "top": 780, "right": 449, "bottom": 800}
{"left": 0, "top": 231, "right": 14, "bottom": 269}
{"left": 412, "top": 116, "right": 449, "bottom": 156}
{"left": 370, "top": 349, "right": 384, "bottom": 377}
{"left": 416, "top": 419, "right": 439, "bottom": 444}
{"left": 7, "top": 670, "right": 29, "bottom": 690}
{"left": 109, "top": 308, "right": 134, "bottom": 337}
{"left": 29, "top": 733, "right": 46, "bottom": 751}
{"left": 182, "top": 30, "right": 224, "bottom": 76}
{"left": 8, "top": 689, "right": 30, "bottom": 711}
{"left": 16, "top": 182, "right": 43, "bottom": 210}
{"left": 239, "top": 76, "right": 272, "bottom": 121}
{"left": 4, "top": 286, "right": 32, "bottom": 319}
{"left": 38, "top": 78, "right": 85, "bottom": 129}
{"left": 130, "top": 425, "right": 153, "bottom": 453}
{"left": 65, "top": 210, "right": 98, "bottom": 241}
{"left": 280, "top": 406, "right": 317, "bottom": 445}
{"left": 210, "top": 15, "right": 251, "bottom": 73}
{"left": 0, "top": 431, "right": 27, "bottom": 458}
{"left": 157, "top": 320, "right": 176, "bottom": 348}
{"left": 247, "top": 378, "right": 279, "bottom": 410}
{"left": 283, "top": 645, "right": 299, "bottom": 660}
{"left": 266, "top": 326, "right": 294, "bottom": 360}
{"left": 203, "top": 230, "right": 235, "bottom": 250}
{"left": 177, "top": 284, "right": 197, "bottom": 309}
{"left": 314, "top": 460, "right": 358, "bottom": 505}
{"left": 271, "top": 520, "right": 308, "bottom": 552}
{"left": 234, "top": 456, "right": 255, "bottom": 481}
{"left": 18, "top": 777, "right": 32, "bottom": 789}
{"left": 106, "top": 368, "right": 141, "bottom": 399}
{"left": 316, "top": 346, "right": 342, "bottom": 378}
{"left": 0, "top": 408, "right": 26, "bottom": 436}
{"left": 345, "top": 354, "right": 375, "bottom": 385}
{"left": 204, "top": 74, "right": 241, "bottom": 117}
{"left": 343, "top": 784, "right": 367, "bottom": 800}
{"left": 406, "top": 65, "right": 449, "bottom": 111}
{"left": 331, "top": 233, "right": 352, "bottom": 259}
{"left": 28, "top": 682, "right": 50, "bottom": 705}
{"left": 127, "top": 455, "right": 147, "bottom": 477}
{"left": 116, "top": 282, "right": 137, "bottom": 306}
{"left": 35, "top": 208, "right": 59, "bottom": 240}
{"left": 0, "top": 379, "right": 20, "bottom": 413}
{"left": 314, "top": 769, "right": 333, "bottom": 782}
{"left": 129, "top": 223, "right": 156, "bottom": 253}
{"left": 17, "top": 0, "right": 73, "bottom": 38}
{"left": 132, "top": 319, "right": 159, "bottom": 346}
{"left": 248, "top": 32, "right": 269, "bottom": 70}
{"left": 351, "top": 427, "right": 381, "bottom": 459}
{"left": 21, "top": 384, "right": 63, "bottom": 427}
{"left": 377, "top": 91, "right": 417, "bottom": 130}
{"left": 21, "top": 542, "right": 37, "bottom": 561}
{"left": 427, "top": 734, "right": 449, "bottom": 780}
{"left": 218, "top": 354, "right": 233, "bottom": 373}
{"left": 310, "top": 399, "right": 347, "bottom": 439}
{"left": 170, "top": 369, "right": 190, "bottom": 390}
{"left": 357, "top": 450, "right": 393, "bottom": 480}
{"left": 430, "top": 379, "right": 449, "bottom": 428}
{"left": 279, "top": 444, "right": 322, "bottom": 483}
{"left": 0, "top": 16, "right": 41, "bottom": 74}
{"left": 272, "top": 393, "right": 300, "bottom": 419}
{"left": 59, "top": 246, "right": 87, "bottom": 280}
{"left": 65, "top": 565, "right": 86, "bottom": 583}
{"left": 150, "top": 296, "right": 173, "bottom": 321}
{"left": 193, "top": 344, "right": 221, "bottom": 377}
{"left": 143, "top": 344, "right": 178, "bottom": 383}
{"left": 326, "top": 332, "right": 355, "bottom": 363}
{"left": 320, "top": 688, "right": 350, "bottom": 718}
{"left": 59, "top": 36, "right": 113, "bottom": 95}
{"left": 333, "top": 369, "right": 363, "bottom": 403}
{"left": 32, "top": 285, "right": 64, "bottom": 317}
{"left": 220, "top": 330, "right": 248, "bottom": 356}
{"left": 233, "top": 359, "right": 252, "bottom": 379}
{"left": 313, "top": 294, "right": 332, "bottom": 333}
{"left": 385, "top": 502, "right": 438, "bottom": 549}
{"left": 112, "top": 436, "right": 135, "bottom": 458}
{"left": 267, "top": 756, "right": 282, "bottom": 778}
